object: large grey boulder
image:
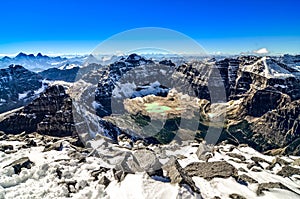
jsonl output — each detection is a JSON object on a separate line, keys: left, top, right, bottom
{"left": 115, "top": 149, "right": 162, "bottom": 175}
{"left": 162, "top": 158, "right": 200, "bottom": 193}
{"left": 184, "top": 161, "right": 237, "bottom": 179}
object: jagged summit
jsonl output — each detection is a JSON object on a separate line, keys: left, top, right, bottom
{"left": 126, "top": 53, "right": 142, "bottom": 61}
{"left": 15, "top": 52, "right": 27, "bottom": 58}
{"left": 240, "top": 56, "right": 299, "bottom": 79}
{"left": 15, "top": 52, "right": 49, "bottom": 59}
{"left": 36, "top": 52, "right": 43, "bottom": 57}
{"left": 0, "top": 52, "right": 78, "bottom": 72}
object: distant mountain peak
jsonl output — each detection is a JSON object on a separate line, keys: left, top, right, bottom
{"left": 2, "top": 56, "right": 11, "bottom": 60}
{"left": 15, "top": 52, "right": 51, "bottom": 59}
{"left": 126, "top": 53, "right": 142, "bottom": 61}
{"left": 16, "top": 52, "right": 27, "bottom": 58}
{"left": 36, "top": 52, "right": 43, "bottom": 57}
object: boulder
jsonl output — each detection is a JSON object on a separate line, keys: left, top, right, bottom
{"left": 184, "top": 161, "right": 238, "bottom": 179}
{"left": 229, "top": 193, "right": 247, "bottom": 199}
{"left": 114, "top": 149, "right": 161, "bottom": 175}
{"left": 132, "top": 149, "right": 162, "bottom": 175}
{"left": 162, "top": 158, "right": 200, "bottom": 193}
{"left": 196, "top": 143, "right": 213, "bottom": 161}
{"left": 4, "top": 157, "right": 34, "bottom": 174}
{"left": 98, "top": 176, "right": 111, "bottom": 187}
{"left": 256, "top": 182, "right": 298, "bottom": 196}
{"left": 237, "top": 174, "right": 258, "bottom": 184}
{"left": 227, "top": 153, "right": 246, "bottom": 162}
{"left": 277, "top": 166, "right": 300, "bottom": 177}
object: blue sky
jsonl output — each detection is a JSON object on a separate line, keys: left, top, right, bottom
{"left": 0, "top": 0, "right": 299, "bottom": 55}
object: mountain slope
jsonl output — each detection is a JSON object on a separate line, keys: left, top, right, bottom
{"left": 0, "top": 65, "right": 46, "bottom": 113}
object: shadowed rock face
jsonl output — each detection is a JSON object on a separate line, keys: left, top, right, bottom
{"left": 0, "top": 65, "right": 43, "bottom": 113}
{"left": 239, "top": 87, "right": 291, "bottom": 117}
{"left": 249, "top": 100, "right": 300, "bottom": 154}
{"left": 0, "top": 85, "right": 75, "bottom": 137}
{"left": 39, "top": 67, "right": 80, "bottom": 82}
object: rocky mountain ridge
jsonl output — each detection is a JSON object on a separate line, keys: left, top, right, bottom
{"left": 0, "top": 53, "right": 69, "bottom": 72}
{"left": 0, "top": 85, "right": 74, "bottom": 137}
{"left": 0, "top": 65, "right": 45, "bottom": 113}
{"left": 0, "top": 53, "right": 300, "bottom": 198}
{"left": 75, "top": 54, "right": 300, "bottom": 155}
{"left": 0, "top": 54, "right": 299, "bottom": 156}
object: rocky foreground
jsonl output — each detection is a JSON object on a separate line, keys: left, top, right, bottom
{"left": 1, "top": 132, "right": 300, "bottom": 199}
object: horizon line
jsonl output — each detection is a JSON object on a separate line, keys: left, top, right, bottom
{"left": 0, "top": 51, "right": 299, "bottom": 59}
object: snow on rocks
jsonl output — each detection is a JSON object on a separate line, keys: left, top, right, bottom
{"left": 1, "top": 132, "right": 300, "bottom": 198}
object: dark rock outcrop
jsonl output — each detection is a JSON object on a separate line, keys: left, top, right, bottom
{"left": 98, "top": 176, "right": 111, "bottom": 187}
{"left": 0, "top": 85, "right": 75, "bottom": 137}
{"left": 237, "top": 174, "right": 258, "bottom": 184}
{"left": 39, "top": 67, "right": 79, "bottom": 82}
{"left": 4, "top": 157, "right": 34, "bottom": 174}
{"left": 0, "top": 65, "right": 44, "bottom": 113}
{"left": 277, "top": 166, "right": 300, "bottom": 177}
{"left": 249, "top": 100, "right": 300, "bottom": 154}
{"left": 256, "top": 182, "right": 299, "bottom": 196}
{"left": 239, "top": 87, "right": 291, "bottom": 117}
{"left": 162, "top": 158, "right": 200, "bottom": 193}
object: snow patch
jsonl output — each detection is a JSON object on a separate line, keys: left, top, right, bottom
{"left": 18, "top": 92, "right": 30, "bottom": 100}
{"left": 106, "top": 173, "right": 186, "bottom": 199}
{"left": 112, "top": 82, "right": 136, "bottom": 98}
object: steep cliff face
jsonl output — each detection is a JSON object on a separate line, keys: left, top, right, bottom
{"left": 249, "top": 100, "right": 300, "bottom": 155}
{"left": 0, "top": 85, "right": 75, "bottom": 137}
{"left": 0, "top": 65, "right": 44, "bottom": 113}
{"left": 94, "top": 54, "right": 170, "bottom": 117}
{"left": 236, "top": 57, "right": 300, "bottom": 98}
{"left": 173, "top": 56, "right": 299, "bottom": 102}
{"left": 213, "top": 57, "right": 300, "bottom": 155}
{"left": 239, "top": 87, "right": 291, "bottom": 117}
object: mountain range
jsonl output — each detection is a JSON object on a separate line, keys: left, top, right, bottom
{"left": 0, "top": 53, "right": 300, "bottom": 198}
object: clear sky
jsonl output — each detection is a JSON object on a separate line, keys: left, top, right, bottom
{"left": 0, "top": 0, "right": 299, "bottom": 55}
